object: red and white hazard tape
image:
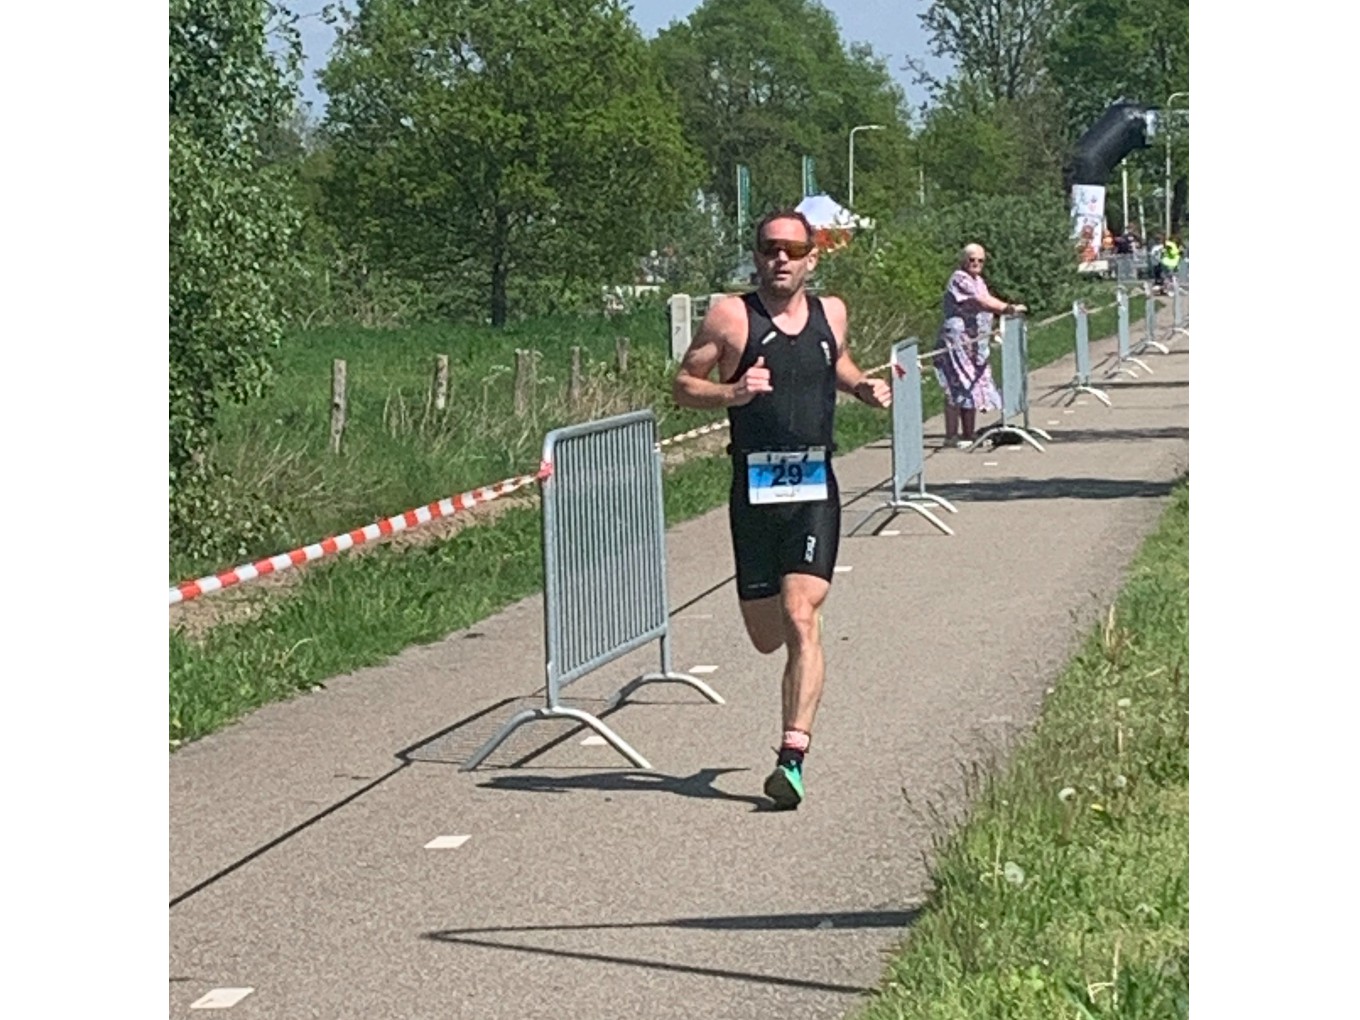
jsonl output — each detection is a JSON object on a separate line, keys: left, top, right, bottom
{"left": 659, "top": 420, "right": 730, "bottom": 448}
{"left": 168, "top": 466, "right": 551, "bottom": 605}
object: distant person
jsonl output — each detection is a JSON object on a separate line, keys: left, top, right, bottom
{"left": 1114, "top": 227, "right": 1135, "bottom": 255}
{"left": 672, "top": 208, "right": 891, "bottom": 810}
{"left": 934, "top": 244, "right": 1027, "bottom": 448}
{"left": 1145, "top": 234, "right": 1163, "bottom": 284}
{"left": 1159, "top": 236, "right": 1182, "bottom": 291}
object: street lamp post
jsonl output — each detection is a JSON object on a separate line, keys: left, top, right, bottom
{"left": 1163, "top": 92, "right": 1189, "bottom": 238}
{"left": 848, "top": 124, "right": 885, "bottom": 209}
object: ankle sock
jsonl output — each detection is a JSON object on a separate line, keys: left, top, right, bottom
{"left": 778, "top": 728, "right": 810, "bottom": 768}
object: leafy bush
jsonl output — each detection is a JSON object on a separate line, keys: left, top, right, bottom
{"left": 819, "top": 190, "right": 1085, "bottom": 341}
{"left": 169, "top": 0, "right": 303, "bottom": 561}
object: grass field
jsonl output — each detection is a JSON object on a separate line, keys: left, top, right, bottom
{"left": 170, "top": 290, "right": 1150, "bottom": 746}
{"left": 855, "top": 482, "right": 1189, "bottom": 1020}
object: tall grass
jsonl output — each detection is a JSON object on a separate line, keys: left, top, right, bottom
{"left": 184, "top": 309, "right": 708, "bottom": 579}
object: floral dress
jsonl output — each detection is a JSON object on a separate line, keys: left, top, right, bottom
{"left": 934, "top": 269, "right": 1002, "bottom": 411}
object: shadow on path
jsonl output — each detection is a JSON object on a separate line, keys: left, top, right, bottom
{"left": 421, "top": 907, "right": 922, "bottom": 996}
{"left": 476, "top": 767, "right": 772, "bottom": 810}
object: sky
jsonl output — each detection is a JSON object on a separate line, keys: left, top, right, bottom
{"left": 285, "top": 0, "right": 953, "bottom": 120}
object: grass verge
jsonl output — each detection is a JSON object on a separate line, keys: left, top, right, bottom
{"left": 170, "top": 295, "right": 1148, "bottom": 746}
{"left": 854, "top": 481, "right": 1188, "bottom": 1020}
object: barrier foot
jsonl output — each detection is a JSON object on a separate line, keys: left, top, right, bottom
{"left": 888, "top": 499, "right": 955, "bottom": 536}
{"left": 1132, "top": 339, "right": 1170, "bottom": 356}
{"left": 850, "top": 491, "right": 957, "bottom": 537}
{"left": 1064, "top": 384, "right": 1112, "bottom": 408}
{"left": 460, "top": 705, "right": 653, "bottom": 771}
{"left": 1105, "top": 355, "right": 1152, "bottom": 379}
{"left": 610, "top": 671, "right": 726, "bottom": 708}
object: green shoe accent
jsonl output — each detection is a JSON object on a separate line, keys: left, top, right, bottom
{"left": 764, "top": 761, "right": 805, "bottom": 809}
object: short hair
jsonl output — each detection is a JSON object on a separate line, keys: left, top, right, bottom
{"left": 959, "top": 243, "right": 986, "bottom": 267}
{"left": 754, "top": 208, "right": 815, "bottom": 246}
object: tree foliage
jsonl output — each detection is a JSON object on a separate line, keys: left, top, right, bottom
{"left": 319, "top": 0, "right": 702, "bottom": 326}
{"left": 169, "top": 0, "right": 303, "bottom": 560}
{"left": 913, "top": 0, "right": 1075, "bottom": 103}
{"left": 652, "top": 0, "right": 915, "bottom": 217}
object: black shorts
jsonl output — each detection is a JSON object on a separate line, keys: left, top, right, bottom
{"left": 728, "top": 463, "right": 841, "bottom": 601}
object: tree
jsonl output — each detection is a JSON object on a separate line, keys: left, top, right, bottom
{"left": 319, "top": 0, "right": 702, "bottom": 326}
{"left": 652, "top": 0, "right": 915, "bottom": 219}
{"left": 911, "top": 0, "right": 1075, "bottom": 104}
{"left": 916, "top": 79, "right": 1068, "bottom": 202}
{"left": 170, "top": 0, "right": 303, "bottom": 561}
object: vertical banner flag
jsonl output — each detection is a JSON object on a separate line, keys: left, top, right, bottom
{"left": 801, "top": 155, "right": 817, "bottom": 198}
{"left": 1070, "top": 183, "right": 1106, "bottom": 263}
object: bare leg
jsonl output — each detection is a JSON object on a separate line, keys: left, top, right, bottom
{"left": 779, "top": 573, "right": 833, "bottom": 734}
{"left": 960, "top": 407, "right": 977, "bottom": 439}
{"left": 944, "top": 403, "right": 960, "bottom": 441}
{"left": 739, "top": 595, "right": 785, "bottom": 655}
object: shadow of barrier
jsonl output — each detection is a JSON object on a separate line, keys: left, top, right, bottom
{"left": 972, "top": 315, "right": 1052, "bottom": 453}
{"left": 462, "top": 410, "right": 725, "bottom": 771}
{"left": 850, "top": 337, "right": 957, "bottom": 537}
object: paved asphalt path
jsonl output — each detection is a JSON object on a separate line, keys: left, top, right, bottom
{"left": 170, "top": 302, "right": 1190, "bottom": 1018}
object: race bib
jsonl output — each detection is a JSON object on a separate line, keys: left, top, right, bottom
{"left": 746, "top": 448, "right": 829, "bottom": 504}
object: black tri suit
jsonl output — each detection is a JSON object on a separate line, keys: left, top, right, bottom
{"left": 725, "top": 291, "right": 843, "bottom": 602}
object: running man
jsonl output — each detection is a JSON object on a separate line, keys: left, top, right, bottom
{"left": 671, "top": 208, "right": 891, "bottom": 809}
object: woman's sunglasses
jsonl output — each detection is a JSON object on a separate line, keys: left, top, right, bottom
{"left": 757, "top": 238, "right": 815, "bottom": 260}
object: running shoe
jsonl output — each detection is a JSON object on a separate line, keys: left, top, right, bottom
{"left": 764, "top": 760, "right": 805, "bottom": 809}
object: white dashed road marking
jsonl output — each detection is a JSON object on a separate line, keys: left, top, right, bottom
{"left": 424, "top": 835, "right": 471, "bottom": 850}
{"left": 580, "top": 734, "right": 608, "bottom": 746}
{"left": 689, "top": 665, "right": 719, "bottom": 674}
{"left": 190, "top": 988, "right": 254, "bottom": 1010}
{"left": 880, "top": 530, "right": 900, "bottom": 537}
{"left": 834, "top": 566, "right": 853, "bottom": 573}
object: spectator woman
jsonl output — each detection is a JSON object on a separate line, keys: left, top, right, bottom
{"left": 934, "top": 243, "right": 1027, "bottom": 447}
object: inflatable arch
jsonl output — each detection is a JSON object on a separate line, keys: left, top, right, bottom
{"left": 1066, "top": 102, "right": 1158, "bottom": 262}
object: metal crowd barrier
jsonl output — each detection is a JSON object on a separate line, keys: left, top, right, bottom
{"left": 972, "top": 315, "right": 1051, "bottom": 452}
{"left": 463, "top": 410, "right": 724, "bottom": 771}
{"left": 851, "top": 338, "right": 957, "bottom": 537}
{"left": 1132, "top": 282, "right": 1173, "bottom": 356}
{"left": 1059, "top": 301, "right": 1112, "bottom": 407}
{"left": 1170, "top": 275, "right": 1190, "bottom": 340}
{"left": 1112, "top": 253, "right": 1140, "bottom": 284}
{"left": 1105, "top": 287, "right": 1152, "bottom": 379}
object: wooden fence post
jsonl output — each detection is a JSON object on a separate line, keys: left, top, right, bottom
{"left": 433, "top": 354, "right": 449, "bottom": 411}
{"left": 615, "top": 336, "right": 630, "bottom": 375}
{"left": 569, "top": 346, "right": 583, "bottom": 410}
{"left": 330, "top": 359, "right": 348, "bottom": 454}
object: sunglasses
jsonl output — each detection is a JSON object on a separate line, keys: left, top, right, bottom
{"left": 757, "top": 238, "right": 815, "bottom": 260}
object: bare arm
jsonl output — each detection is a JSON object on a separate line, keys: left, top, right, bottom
{"left": 824, "top": 296, "right": 891, "bottom": 409}
{"left": 671, "top": 296, "right": 770, "bottom": 409}
{"left": 980, "top": 285, "right": 1026, "bottom": 316}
